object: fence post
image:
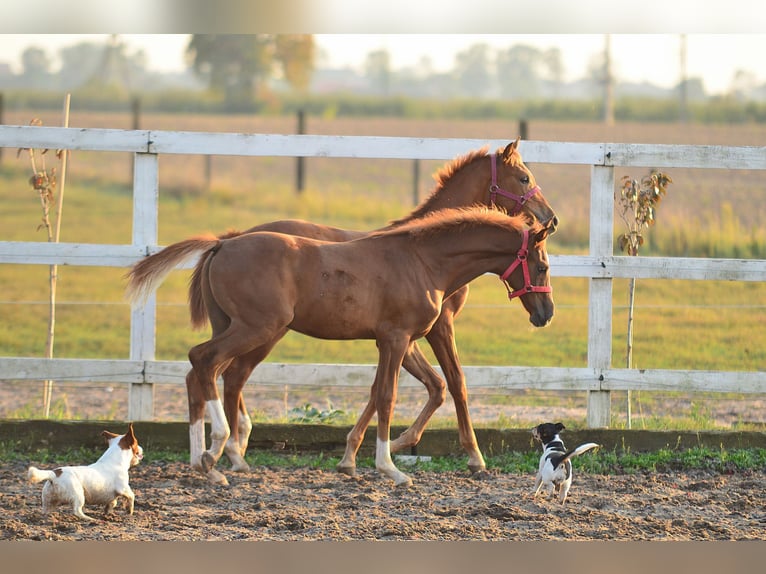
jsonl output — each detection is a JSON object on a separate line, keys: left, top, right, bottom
{"left": 519, "top": 119, "right": 528, "bottom": 140}
{"left": 129, "top": 152, "right": 159, "bottom": 421}
{"left": 296, "top": 109, "right": 305, "bottom": 194}
{"left": 586, "top": 164, "right": 615, "bottom": 427}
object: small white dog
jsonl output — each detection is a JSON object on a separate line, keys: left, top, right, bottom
{"left": 532, "top": 422, "right": 599, "bottom": 505}
{"left": 27, "top": 423, "right": 143, "bottom": 521}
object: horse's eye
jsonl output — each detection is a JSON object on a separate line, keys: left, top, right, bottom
{"left": 537, "top": 265, "right": 548, "bottom": 274}
{"left": 521, "top": 176, "right": 530, "bottom": 185}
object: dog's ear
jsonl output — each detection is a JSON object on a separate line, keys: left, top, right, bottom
{"left": 101, "top": 430, "right": 119, "bottom": 442}
{"left": 555, "top": 422, "right": 566, "bottom": 432}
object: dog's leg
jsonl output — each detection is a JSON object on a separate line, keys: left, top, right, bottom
{"left": 72, "top": 488, "right": 96, "bottom": 521}
{"left": 532, "top": 473, "right": 543, "bottom": 497}
{"left": 124, "top": 488, "right": 135, "bottom": 514}
{"left": 559, "top": 480, "right": 571, "bottom": 505}
{"left": 41, "top": 483, "right": 53, "bottom": 515}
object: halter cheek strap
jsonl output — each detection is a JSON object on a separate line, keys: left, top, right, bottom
{"left": 500, "top": 229, "right": 553, "bottom": 301}
{"left": 490, "top": 153, "right": 541, "bottom": 214}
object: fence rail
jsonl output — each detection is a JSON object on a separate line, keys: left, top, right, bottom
{"left": 1, "top": 125, "right": 765, "bottom": 426}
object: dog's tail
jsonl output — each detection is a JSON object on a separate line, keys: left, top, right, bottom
{"left": 559, "top": 442, "right": 600, "bottom": 466}
{"left": 27, "top": 466, "right": 57, "bottom": 483}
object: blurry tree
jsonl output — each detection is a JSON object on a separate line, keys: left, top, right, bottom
{"left": 496, "top": 45, "right": 541, "bottom": 99}
{"left": 678, "top": 77, "right": 706, "bottom": 102}
{"left": 453, "top": 43, "right": 492, "bottom": 98}
{"left": 21, "top": 47, "right": 52, "bottom": 89}
{"left": 274, "top": 35, "right": 315, "bottom": 93}
{"left": 542, "top": 47, "right": 565, "bottom": 96}
{"left": 58, "top": 39, "right": 147, "bottom": 92}
{"left": 729, "top": 69, "right": 758, "bottom": 101}
{"left": 364, "top": 49, "right": 391, "bottom": 95}
{"left": 187, "top": 34, "right": 315, "bottom": 106}
{"left": 58, "top": 43, "right": 105, "bottom": 89}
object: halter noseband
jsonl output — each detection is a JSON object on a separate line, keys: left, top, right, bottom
{"left": 489, "top": 152, "right": 541, "bottom": 214}
{"left": 500, "top": 229, "right": 553, "bottom": 301}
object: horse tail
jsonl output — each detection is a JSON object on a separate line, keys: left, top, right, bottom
{"left": 125, "top": 234, "right": 220, "bottom": 306}
{"left": 186, "top": 228, "right": 243, "bottom": 330}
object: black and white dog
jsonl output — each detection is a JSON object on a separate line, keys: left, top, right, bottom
{"left": 532, "top": 422, "right": 599, "bottom": 505}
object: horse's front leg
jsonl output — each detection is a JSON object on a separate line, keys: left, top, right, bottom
{"left": 374, "top": 335, "right": 412, "bottom": 487}
{"left": 337, "top": 380, "right": 378, "bottom": 476}
{"left": 426, "top": 296, "right": 486, "bottom": 474}
{"left": 390, "top": 340, "right": 446, "bottom": 453}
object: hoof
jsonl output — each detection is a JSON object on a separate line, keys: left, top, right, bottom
{"left": 468, "top": 463, "right": 487, "bottom": 475}
{"left": 200, "top": 451, "right": 216, "bottom": 474}
{"left": 336, "top": 464, "right": 357, "bottom": 477}
{"left": 469, "top": 469, "right": 491, "bottom": 480}
{"left": 206, "top": 468, "right": 229, "bottom": 486}
{"left": 395, "top": 476, "right": 414, "bottom": 488}
{"left": 231, "top": 462, "right": 251, "bottom": 473}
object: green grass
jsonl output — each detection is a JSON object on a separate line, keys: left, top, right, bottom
{"left": 2, "top": 441, "right": 763, "bottom": 475}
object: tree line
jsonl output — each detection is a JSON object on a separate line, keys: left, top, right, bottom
{"left": 2, "top": 35, "right": 766, "bottom": 121}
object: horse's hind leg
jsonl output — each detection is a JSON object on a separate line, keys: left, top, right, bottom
{"left": 425, "top": 294, "right": 486, "bottom": 474}
{"left": 221, "top": 333, "right": 286, "bottom": 471}
{"left": 389, "top": 341, "right": 447, "bottom": 453}
{"left": 237, "top": 395, "right": 251, "bottom": 456}
{"left": 189, "top": 324, "right": 277, "bottom": 483}
{"left": 186, "top": 368, "right": 210, "bottom": 476}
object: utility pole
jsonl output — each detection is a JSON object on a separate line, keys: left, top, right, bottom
{"left": 603, "top": 34, "right": 614, "bottom": 126}
{"left": 679, "top": 34, "right": 689, "bottom": 123}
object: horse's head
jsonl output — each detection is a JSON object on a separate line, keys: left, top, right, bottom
{"left": 493, "top": 138, "right": 558, "bottom": 233}
{"left": 500, "top": 224, "right": 555, "bottom": 328}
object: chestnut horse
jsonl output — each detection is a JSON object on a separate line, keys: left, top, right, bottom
{"left": 126, "top": 207, "right": 554, "bottom": 486}
{"left": 182, "top": 139, "right": 558, "bottom": 479}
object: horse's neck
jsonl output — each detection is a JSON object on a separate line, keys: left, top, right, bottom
{"left": 415, "top": 225, "right": 518, "bottom": 294}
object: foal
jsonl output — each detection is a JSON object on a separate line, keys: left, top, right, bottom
{"left": 126, "top": 207, "right": 554, "bottom": 486}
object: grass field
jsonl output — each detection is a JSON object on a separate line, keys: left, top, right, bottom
{"left": 1, "top": 112, "right": 764, "bottom": 427}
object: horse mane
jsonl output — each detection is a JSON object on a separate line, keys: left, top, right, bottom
{"left": 388, "top": 143, "right": 525, "bottom": 227}
{"left": 388, "top": 146, "right": 490, "bottom": 225}
{"left": 377, "top": 206, "right": 533, "bottom": 241}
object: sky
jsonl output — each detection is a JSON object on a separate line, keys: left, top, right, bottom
{"left": 0, "top": 33, "right": 764, "bottom": 95}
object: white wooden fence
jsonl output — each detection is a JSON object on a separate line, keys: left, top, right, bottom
{"left": 1, "top": 125, "right": 765, "bottom": 427}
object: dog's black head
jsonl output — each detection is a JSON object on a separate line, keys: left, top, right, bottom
{"left": 532, "top": 422, "right": 565, "bottom": 445}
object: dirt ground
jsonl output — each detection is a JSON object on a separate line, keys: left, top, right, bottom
{"left": 1, "top": 455, "right": 764, "bottom": 541}
{"left": 1, "top": 381, "right": 765, "bottom": 541}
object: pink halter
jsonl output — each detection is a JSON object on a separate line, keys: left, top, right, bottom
{"left": 500, "top": 229, "right": 553, "bottom": 301}
{"left": 489, "top": 153, "right": 541, "bottom": 214}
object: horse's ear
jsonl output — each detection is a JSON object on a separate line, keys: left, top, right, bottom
{"left": 502, "top": 137, "right": 521, "bottom": 159}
